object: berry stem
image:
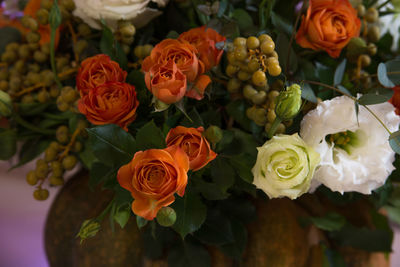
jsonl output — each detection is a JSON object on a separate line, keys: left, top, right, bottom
{"left": 67, "top": 21, "right": 79, "bottom": 63}
{"left": 58, "top": 127, "right": 81, "bottom": 161}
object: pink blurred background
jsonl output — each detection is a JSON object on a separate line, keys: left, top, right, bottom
{"left": 1, "top": 161, "right": 400, "bottom": 266}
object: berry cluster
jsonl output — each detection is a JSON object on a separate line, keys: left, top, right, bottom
{"left": 225, "top": 35, "right": 290, "bottom": 133}
{"left": 26, "top": 121, "right": 88, "bottom": 200}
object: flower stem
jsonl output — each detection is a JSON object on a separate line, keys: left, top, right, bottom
{"left": 267, "top": 117, "right": 282, "bottom": 138}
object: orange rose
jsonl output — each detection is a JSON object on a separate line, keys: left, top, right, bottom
{"left": 295, "top": 0, "right": 361, "bottom": 58}
{"left": 77, "top": 82, "right": 139, "bottom": 130}
{"left": 390, "top": 86, "right": 400, "bottom": 115}
{"left": 179, "top": 26, "right": 226, "bottom": 72}
{"left": 166, "top": 126, "right": 217, "bottom": 171}
{"left": 144, "top": 63, "right": 187, "bottom": 104}
{"left": 76, "top": 54, "right": 127, "bottom": 96}
{"left": 142, "top": 39, "right": 204, "bottom": 82}
{"left": 117, "top": 146, "right": 189, "bottom": 220}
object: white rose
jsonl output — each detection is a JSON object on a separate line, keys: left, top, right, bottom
{"left": 252, "top": 134, "right": 320, "bottom": 200}
{"left": 72, "top": 0, "right": 169, "bottom": 30}
{"left": 300, "top": 95, "right": 400, "bottom": 194}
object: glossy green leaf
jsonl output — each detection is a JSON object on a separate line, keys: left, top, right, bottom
{"left": 211, "top": 157, "right": 235, "bottom": 191}
{"left": 89, "top": 162, "right": 118, "bottom": 189}
{"left": 135, "top": 120, "right": 165, "bottom": 150}
{"left": 334, "top": 59, "right": 347, "bottom": 85}
{"left": 301, "top": 83, "right": 318, "bottom": 103}
{"left": 307, "top": 212, "right": 346, "bottom": 232}
{"left": 220, "top": 221, "right": 247, "bottom": 259}
{"left": 113, "top": 204, "right": 131, "bottom": 229}
{"left": 231, "top": 9, "right": 253, "bottom": 31}
{"left": 385, "top": 60, "right": 400, "bottom": 85}
{"left": 229, "top": 154, "right": 254, "bottom": 183}
{"left": 331, "top": 224, "right": 393, "bottom": 252}
{"left": 87, "top": 124, "right": 136, "bottom": 166}
{"left": 10, "top": 139, "right": 50, "bottom": 170}
{"left": 378, "top": 63, "right": 395, "bottom": 88}
{"left": 136, "top": 216, "right": 148, "bottom": 229}
{"left": 358, "top": 92, "right": 393, "bottom": 105}
{"left": 168, "top": 239, "right": 211, "bottom": 267}
{"left": 194, "top": 210, "right": 234, "bottom": 245}
{"left": 389, "top": 130, "right": 400, "bottom": 155}
{"left": 172, "top": 191, "right": 207, "bottom": 239}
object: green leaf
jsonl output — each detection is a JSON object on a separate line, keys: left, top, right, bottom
{"left": 220, "top": 221, "right": 247, "bottom": 259}
{"left": 316, "top": 63, "right": 334, "bottom": 85}
{"left": 172, "top": 191, "right": 207, "bottom": 239}
{"left": 378, "top": 63, "right": 395, "bottom": 88}
{"left": 193, "top": 178, "right": 230, "bottom": 200}
{"left": 331, "top": 224, "right": 393, "bottom": 252}
{"left": 275, "top": 33, "right": 298, "bottom": 74}
{"left": 17, "top": 102, "right": 52, "bottom": 116}
{"left": 194, "top": 210, "right": 234, "bottom": 245}
{"left": 218, "top": 198, "right": 256, "bottom": 224}
{"left": 89, "top": 162, "right": 118, "bottom": 189}
{"left": 49, "top": 0, "right": 62, "bottom": 87}
{"left": 0, "top": 129, "right": 16, "bottom": 160}
{"left": 181, "top": 108, "right": 204, "bottom": 128}
{"left": 87, "top": 124, "right": 136, "bottom": 166}
{"left": 225, "top": 100, "right": 252, "bottom": 131}
{"left": 113, "top": 204, "right": 131, "bottom": 229}
{"left": 126, "top": 70, "right": 146, "bottom": 90}
{"left": 10, "top": 139, "right": 50, "bottom": 170}
{"left": 385, "top": 60, "right": 400, "bottom": 85}
{"left": 270, "top": 12, "right": 293, "bottom": 36}
{"left": 334, "top": 59, "right": 347, "bottom": 85}
{"left": 358, "top": 92, "right": 393, "bottom": 105}
{"left": 337, "top": 85, "right": 352, "bottom": 96}
{"left": 100, "top": 23, "right": 128, "bottom": 69}
{"left": 389, "top": 130, "right": 400, "bottom": 155}
{"left": 307, "top": 212, "right": 346, "bottom": 232}
{"left": 385, "top": 205, "right": 400, "bottom": 225}
{"left": 229, "top": 154, "right": 255, "bottom": 183}
{"left": 301, "top": 83, "right": 318, "bottom": 103}
{"left": 168, "top": 239, "right": 211, "bottom": 267}
{"left": 135, "top": 120, "right": 165, "bottom": 150}
{"left": 231, "top": 9, "right": 253, "bottom": 32}
{"left": 136, "top": 216, "right": 148, "bottom": 229}
{"left": 210, "top": 157, "right": 235, "bottom": 191}
{"left": 78, "top": 144, "right": 96, "bottom": 169}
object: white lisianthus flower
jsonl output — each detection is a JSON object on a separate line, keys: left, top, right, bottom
{"left": 252, "top": 134, "right": 320, "bottom": 200}
{"left": 72, "top": 0, "right": 169, "bottom": 30}
{"left": 300, "top": 96, "right": 400, "bottom": 194}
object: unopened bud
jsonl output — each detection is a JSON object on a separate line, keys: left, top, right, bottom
{"left": 76, "top": 219, "right": 101, "bottom": 244}
{"left": 156, "top": 207, "right": 176, "bottom": 227}
{"left": 275, "top": 84, "right": 302, "bottom": 121}
{"left": 204, "top": 125, "right": 223, "bottom": 144}
{"left": 346, "top": 37, "right": 367, "bottom": 58}
{"left": 0, "top": 91, "right": 12, "bottom": 117}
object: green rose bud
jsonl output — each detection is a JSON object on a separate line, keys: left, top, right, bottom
{"left": 346, "top": 37, "right": 367, "bottom": 59}
{"left": 204, "top": 125, "right": 223, "bottom": 144}
{"left": 275, "top": 83, "right": 302, "bottom": 121}
{"left": 0, "top": 91, "right": 12, "bottom": 117}
{"left": 252, "top": 134, "right": 320, "bottom": 199}
{"left": 76, "top": 219, "right": 101, "bottom": 244}
{"left": 156, "top": 207, "right": 176, "bottom": 227}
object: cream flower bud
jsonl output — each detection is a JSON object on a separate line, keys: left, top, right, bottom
{"left": 0, "top": 91, "right": 12, "bottom": 117}
{"left": 275, "top": 84, "right": 302, "bottom": 121}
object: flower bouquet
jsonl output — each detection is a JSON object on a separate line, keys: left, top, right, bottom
{"left": 1, "top": 0, "right": 400, "bottom": 266}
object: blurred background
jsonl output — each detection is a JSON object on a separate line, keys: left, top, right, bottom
{"left": 2, "top": 161, "right": 400, "bottom": 267}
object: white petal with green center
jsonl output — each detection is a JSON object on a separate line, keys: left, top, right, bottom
{"left": 301, "top": 95, "right": 400, "bottom": 194}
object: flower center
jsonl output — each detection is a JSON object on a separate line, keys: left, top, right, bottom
{"left": 326, "top": 130, "right": 364, "bottom": 155}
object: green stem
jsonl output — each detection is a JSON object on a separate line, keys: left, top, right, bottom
{"left": 378, "top": 0, "right": 391, "bottom": 10}
{"left": 267, "top": 117, "right": 282, "bottom": 138}
{"left": 97, "top": 199, "right": 115, "bottom": 222}
{"left": 13, "top": 114, "right": 56, "bottom": 135}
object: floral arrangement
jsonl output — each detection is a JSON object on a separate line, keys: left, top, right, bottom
{"left": 1, "top": 0, "right": 400, "bottom": 265}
